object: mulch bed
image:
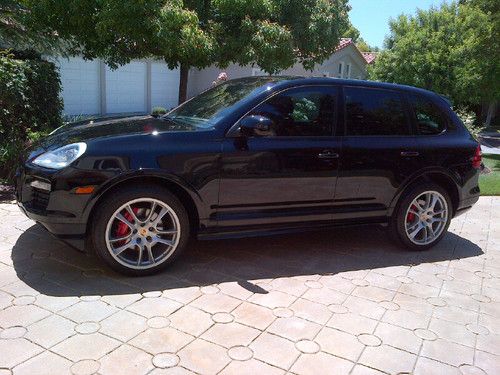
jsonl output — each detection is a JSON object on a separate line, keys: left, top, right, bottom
{"left": 0, "top": 184, "right": 15, "bottom": 203}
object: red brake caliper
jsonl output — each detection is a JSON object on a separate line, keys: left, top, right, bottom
{"left": 407, "top": 204, "right": 416, "bottom": 222}
{"left": 115, "top": 207, "right": 139, "bottom": 245}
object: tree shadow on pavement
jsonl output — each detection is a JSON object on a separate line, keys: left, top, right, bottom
{"left": 11, "top": 222, "right": 483, "bottom": 297}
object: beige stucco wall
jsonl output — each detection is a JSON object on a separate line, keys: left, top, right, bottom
{"left": 187, "top": 44, "right": 368, "bottom": 98}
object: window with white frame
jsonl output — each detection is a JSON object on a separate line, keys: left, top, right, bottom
{"left": 338, "top": 62, "right": 343, "bottom": 78}
{"left": 345, "top": 64, "right": 351, "bottom": 78}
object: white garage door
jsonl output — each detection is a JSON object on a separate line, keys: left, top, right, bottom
{"left": 57, "top": 57, "right": 100, "bottom": 116}
{"left": 151, "top": 63, "right": 180, "bottom": 111}
{"left": 106, "top": 62, "right": 147, "bottom": 114}
{"left": 56, "top": 57, "right": 179, "bottom": 116}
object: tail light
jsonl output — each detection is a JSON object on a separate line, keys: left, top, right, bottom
{"left": 472, "top": 145, "right": 482, "bottom": 169}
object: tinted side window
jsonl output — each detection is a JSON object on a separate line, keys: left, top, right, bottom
{"left": 249, "top": 86, "right": 337, "bottom": 137}
{"left": 345, "top": 87, "right": 410, "bottom": 136}
{"left": 408, "top": 94, "right": 447, "bottom": 135}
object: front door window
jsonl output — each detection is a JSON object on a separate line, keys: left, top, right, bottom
{"left": 249, "top": 86, "right": 337, "bottom": 137}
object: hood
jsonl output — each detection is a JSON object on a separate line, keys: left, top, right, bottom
{"left": 24, "top": 115, "right": 210, "bottom": 162}
{"left": 37, "top": 115, "right": 205, "bottom": 150}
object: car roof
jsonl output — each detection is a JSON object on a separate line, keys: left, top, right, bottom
{"left": 240, "top": 76, "right": 440, "bottom": 99}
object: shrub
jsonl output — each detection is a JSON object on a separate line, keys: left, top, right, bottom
{"left": 151, "top": 106, "right": 167, "bottom": 117}
{"left": 455, "top": 106, "right": 484, "bottom": 137}
{"left": 0, "top": 50, "right": 63, "bottom": 182}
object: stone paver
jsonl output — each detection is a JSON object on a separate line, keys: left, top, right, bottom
{"left": 99, "top": 344, "right": 154, "bottom": 375}
{"left": 267, "top": 316, "right": 321, "bottom": 341}
{"left": 291, "top": 352, "right": 354, "bottom": 375}
{"left": 232, "top": 302, "right": 275, "bottom": 330}
{"left": 13, "top": 351, "right": 72, "bottom": 375}
{"left": 129, "top": 327, "right": 194, "bottom": 355}
{"left": 359, "top": 344, "right": 417, "bottom": 374}
{"left": 178, "top": 338, "right": 230, "bottom": 375}
{"left": 99, "top": 309, "right": 147, "bottom": 342}
{"left": 51, "top": 332, "right": 121, "bottom": 361}
{"left": 219, "top": 359, "right": 283, "bottom": 375}
{"left": 25, "top": 314, "right": 75, "bottom": 348}
{"left": 168, "top": 305, "right": 213, "bottom": 335}
{"left": 0, "top": 197, "right": 499, "bottom": 374}
{"left": 201, "top": 322, "right": 260, "bottom": 348}
{"left": 249, "top": 332, "right": 300, "bottom": 370}
{"left": 315, "top": 326, "right": 364, "bottom": 361}
{"left": 0, "top": 338, "right": 43, "bottom": 368}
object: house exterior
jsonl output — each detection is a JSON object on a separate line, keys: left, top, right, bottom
{"left": 187, "top": 38, "right": 375, "bottom": 99}
{"left": 55, "top": 38, "right": 375, "bottom": 116}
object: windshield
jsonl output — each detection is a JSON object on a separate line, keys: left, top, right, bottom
{"left": 165, "top": 77, "right": 288, "bottom": 128}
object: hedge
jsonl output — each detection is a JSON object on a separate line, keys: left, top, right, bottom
{"left": 0, "top": 50, "right": 63, "bottom": 182}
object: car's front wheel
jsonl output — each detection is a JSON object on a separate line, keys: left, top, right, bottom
{"left": 91, "top": 185, "right": 190, "bottom": 276}
{"left": 391, "top": 183, "right": 452, "bottom": 251}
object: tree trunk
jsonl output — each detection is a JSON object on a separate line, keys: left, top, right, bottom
{"left": 178, "top": 64, "right": 189, "bottom": 105}
{"left": 485, "top": 101, "right": 496, "bottom": 128}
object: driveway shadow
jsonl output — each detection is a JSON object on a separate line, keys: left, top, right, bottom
{"left": 11, "top": 223, "right": 483, "bottom": 297}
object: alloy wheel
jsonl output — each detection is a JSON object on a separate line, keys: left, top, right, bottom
{"left": 104, "top": 198, "right": 180, "bottom": 270}
{"left": 404, "top": 191, "right": 448, "bottom": 246}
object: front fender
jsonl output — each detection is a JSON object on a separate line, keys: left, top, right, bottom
{"left": 80, "top": 169, "right": 205, "bottom": 222}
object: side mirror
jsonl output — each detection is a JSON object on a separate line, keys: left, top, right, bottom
{"left": 239, "top": 115, "right": 273, "bottom": 137}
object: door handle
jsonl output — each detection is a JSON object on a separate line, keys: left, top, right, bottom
{"left": 318, "top": 150, "right": 339, "bottom": 159}
{"left": 400, "top": 151, "right": 419, "bottom": 157}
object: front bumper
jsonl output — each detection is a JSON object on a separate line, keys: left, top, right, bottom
{"left": 15, "top": 164, "right": 98, "bottom": 250}
{"left": 16, "top": 201, "right": 87, "bottom": 236}
{"left": 17, "top": 202, "right": 88, "bottom": 251}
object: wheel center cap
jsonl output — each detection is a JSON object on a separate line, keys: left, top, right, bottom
{"left": 139, "top": 228, "right": 148, "bottom": 236}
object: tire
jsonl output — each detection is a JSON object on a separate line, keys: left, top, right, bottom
{"left": 390, "top": 183, "right": 452, "bottom": 251}
{"left": 91, "top": 185, "right": 190, "bottom": 276}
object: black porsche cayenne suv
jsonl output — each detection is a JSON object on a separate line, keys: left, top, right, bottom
{"left": 16, "top": 77, "right": 481, "bottom": 275}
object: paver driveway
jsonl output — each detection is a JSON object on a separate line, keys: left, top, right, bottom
{"left": 0, "top": 197, "right": 499, "bottom": 375}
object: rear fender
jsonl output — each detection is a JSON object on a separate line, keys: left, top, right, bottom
{"left": 387, "top": 167, "right": 461, "bottom": 216}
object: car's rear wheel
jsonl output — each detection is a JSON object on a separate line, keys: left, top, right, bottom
{"left": 391, "top": 183, "right": 452, "bottom": 250}
{"left": 91, "top": 185, "right": 190, "bottom": 276}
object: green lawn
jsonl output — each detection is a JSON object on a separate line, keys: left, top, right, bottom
{"left": 480, "top": 154, "right": 500, "bottom": 195}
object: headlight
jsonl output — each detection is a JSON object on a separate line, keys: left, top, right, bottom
{"left": 32, "top": 142, "right": 87, "bottom": 169}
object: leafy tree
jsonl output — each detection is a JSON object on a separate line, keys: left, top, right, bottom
{"left": 342, "top": 21, "right": 361, "bottom": 42}
{"left": 368, "top": 2, "right": 499, "bottom": 125}
{"left": 355, "top": 38, "right": 379, "bottom": 52}
{"left": 459, "top": 0, "right": 500, "bottom": 125}
{"left": 355, "top": 39, "right": 370, "bottom": 52}
{"left": 25, "top": 0, "right": 350, "bottom": 103}
{"left": 0, "top": 0, "right": 66, "bottom": 55}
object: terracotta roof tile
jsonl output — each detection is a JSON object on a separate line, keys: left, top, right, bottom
{"left": 361, "top": 52, "right": 377, "bottom": 64}
{"left": 335, "top": 38, "right": 377, "bottom": 64}
{"left": 335, "top": 38, "right": 354, "bottom": 52}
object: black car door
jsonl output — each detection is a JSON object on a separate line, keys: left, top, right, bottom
{"left": 334, "top": 86, "right": 420, "bottom": 220}
{"left": 217, "top": 85, "right": 341, "bottom": 227}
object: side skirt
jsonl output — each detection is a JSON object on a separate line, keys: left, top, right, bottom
{"left": 196, "top": 217, "right": 389, "bottom": 241}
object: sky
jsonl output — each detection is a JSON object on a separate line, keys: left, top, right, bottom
{"left": 348, "top": 0, "right": 448, "bottom": 49}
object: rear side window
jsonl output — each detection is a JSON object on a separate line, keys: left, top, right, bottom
{"left": 345, "top": 87, "right": 410, "bottom": 136}
{"left": 408, "top": 94, "right": 447, "bottom": 135}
